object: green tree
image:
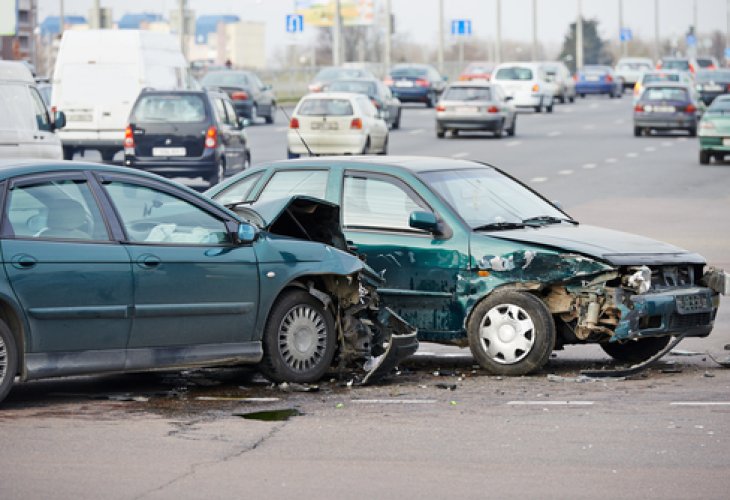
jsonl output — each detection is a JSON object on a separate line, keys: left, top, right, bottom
{"left": 559, "top": 18, "right": 613, "bottom": 73}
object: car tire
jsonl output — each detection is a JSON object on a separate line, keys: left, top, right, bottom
{"left": 100, "top": 149, "right": 117, "bottom": 162}
{"left": 287, "top": 149, "right": 300, "bottom": 159}
{"left": 545, "top": 101, "right": 554, "bottom": 113}
{"left": 207, "top": 159, "right": 225, "bottom": 186}
{"left": 494, "top": 119, "right": 504, "bottom": 139}
{"left": 426, "top": 92, "right": 436, "bottom": 108}
{"left": 250, "top": 104, "right": 258, "bottom": 124}
{"left": 244, "top": 150, "right": 251, "bottom": 169}
{"left": 62, "top": 146, "right": 75, "bottom": 160}
{"left": 258, "top": 289, "right": 336, "bottom": 384}
{"left": 633, "top": 126, "right": 642, "bottom": 137}
{"left": 579, "top": 93, "right": 585, "bottom": 98}
{"left": 534, "top": 104, "right": 542, "bottom": 113}
{"left": 436, "top": 126, "right": 445, "bottom": 138}
{"left": 467, "top": 291, "right": 555, "bottom": 376}
{"left": 600, "top": 336, "right": 671, "bottom": 364}
{"left": 688, "top": 126, "right": 697, "bottom": 137}
{"left": 362, "top": 137, "right": 371, "bottom": 154}
{"left": 378, "top": 135, "right": 388, "bottom": 155}
{"left": 506, "top": 117, "right": 516, "bottom": 136}
{"left": 557, "top": 94, "right": 565, "bottom": 104}
{"left": 699, "top": 150, "right": 711, "bottom": 165}
{"left": 568, "top": 95, "right": 575, "bottom": 103}
{"left": 392, "top": 109, "right": 401, "bottom": 130}
{"left": 0, "top": 319, "right": 18, "bottom": 405}
{"left": 265, "top": 104, "right": 275, "bottom": 124}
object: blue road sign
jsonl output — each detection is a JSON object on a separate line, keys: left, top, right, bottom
{"left": 620, "top": 28, "right": 632, "bottom": 42}
{"left": 286, "top": 14, "right": 303, "bottom": 33}
{"left": 725, "top": 47, "right": 730, "bottom": 59}
{"left": 451, "top": 19, "right": 472, "bottom": 36}
{"left": 686, "top": 34, "right": 697, "bottom": 47}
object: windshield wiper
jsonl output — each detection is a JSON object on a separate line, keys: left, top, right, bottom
{"left": 522, "top": 215, "right": 578, "bottom": 225}
{"left": 472, "top": 221, "right": 528, "bottom": 231}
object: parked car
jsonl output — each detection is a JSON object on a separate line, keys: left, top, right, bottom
{"left": 492, "top": 62, "right": 555, "bottom": 112}
{"left": 657, "top": 56, "right": 697, "bottom": 75}
{"left": 695, "top": 69, "right": 730, "bottom": 105}
{"left": 0, "top": 61, "right": 66, "bottom": 160}
{"left": 633, "top": 70, "right": 694, "bottom": 104}
{"left": 699, "top": 94, "right": 730, "bottom": 164}
{"left": 614, "top": 57, "right": 654, "bottom": 91}
{"left": 0, "top": 159, "right": 418, "bottom": 405}
{"left": 123, "top": 89, "right": 251, "bottom": 186}
{"left": 308, "top": 66, "right": 376, "bottom": 93}
{"left": 540, "top": 61, "right": 576, "bottom": 103}
{"left": 458, "top": 61, "right": 495, "bottom": 81}
{"left": 633, "top": 82, "right": 699, "bottom": 136}
{"left": 200, "top": 70, "right": 277, "bottom": 124}
{"left": 207, "top": 157, "right": 728, "bottom": 376}
{"left": 575, "top": 65, "right": 622, "bottom": 98}
{"left": 385, "top": 63, "right": 447, "bottom": 108}
{"left": 696, "top": 56, "right": 720, "bottom": 70}
{"left": 435, "top": 81, "right": 516, "bottom": 138}
{"left": 287, "top": 92, "right": 389, "bottom": 158}
{"left": 323, "top": 78, "right": 402, "bottom": 129}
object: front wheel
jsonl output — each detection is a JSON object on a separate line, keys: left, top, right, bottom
{"left": 0, "top": 320, "right": 18, "bottom": 404}
{"left": 467, "top": 291, "right": 555, "bottom": 376}
{"left": 259, "top": 290, "right": 336, "bottom": 384}
{"left": 600, "top": 336, "right": 671, "bottom": 364}
{"left": 699, "top": 150, "right": 711, "bottom": 165}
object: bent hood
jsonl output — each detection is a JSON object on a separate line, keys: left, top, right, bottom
{"left": 484, "top": 224, "right": 705, "bottom": 265}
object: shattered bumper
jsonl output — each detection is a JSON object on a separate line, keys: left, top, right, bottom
{"left": 362, "top": 307, "right": 419, "bottom": 384}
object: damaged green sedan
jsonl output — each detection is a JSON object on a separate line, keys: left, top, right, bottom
{"left": 208, "top": 156, "right": 729, "bottom": 376}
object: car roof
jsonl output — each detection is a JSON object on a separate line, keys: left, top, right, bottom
{"left": 250, "top": 156, "right": 489, "bottom": 175}
{"left": 300, "top": 91, "right": 365, "bottom": 100}
{"left": 642, "top": 82, "right": 692, "bottom": 89}
{"left": 0, "top": 159, "right": 190, "bottom": 182}
{"left": 0, "top": 60, "right": 34, "bottom": 83}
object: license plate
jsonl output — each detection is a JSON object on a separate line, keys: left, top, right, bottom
{"left": 704, "top": 84, "right": 723, "bottom": 91}
{"left": 152, "top": 147, "right": 186, "bottom": 156}
{"left": 455, "top": 106, "right": 479, "bottom": 114}
{"left": 653, "top": 105, "right": 675, "bottom": 113}
{"left": 585, "top": 75, "right": 600, "bottom": 81}
{"left": 311, "top": 122, "right": 338, "bottom": 130}
{"left": 723, "top": 138, "right": 730, "bottom": 146}
{"left": 395, "top": 80, "right": 414, "bottom": 87}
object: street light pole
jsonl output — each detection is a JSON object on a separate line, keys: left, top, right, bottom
{"left": 333, "top": 0, "right": 343, "bottom": 65}
{"left": 383, "top": 0, "right": 391, "bottom": 75}
{"left": 576, "top": 0, "right": 583, "bottom": 71}
{"left": 437, "top": 0, "right": 444, "bottom": 74}
{"left": 92, "top": 0, "right": 100, "bottom": 28}
{"left": 59, "top": 0, "right": 64, "bottom": 35}
{"left": 532, "top": 0, "right": 538, "bottom": 60}
{"left": 495, "top": 0, "right": 502, "bottom": 63}
{"left": 619, "top": 0, "right": 627, "bottom": 57}
{"left": 654, "top": 0, "right": 660, "bottom": 61}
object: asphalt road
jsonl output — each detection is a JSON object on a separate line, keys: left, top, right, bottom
{"left": 2, "top": 94, "right": 730, "bottom": 499}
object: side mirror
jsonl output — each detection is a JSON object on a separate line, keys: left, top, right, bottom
{"left": 54, "top": 111, "right": 66, "bottom": 130}
{"left": 237, "top": 222, "right": 258, "bottom": 243}
{"left": 409, "top": 211, "right": 440, "bottom": 233}
{"left": 504, "top": 95, "right": 514, "bottom": 101}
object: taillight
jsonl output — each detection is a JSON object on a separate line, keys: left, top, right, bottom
{"left": 572, "top": 74, "right": 577, "bottom": 81}
{"left": 487, "top": 105, "right": 499, "bottom": 113}
{"left": 289, "top": 117, "right": 299, "bottom": 129}
{"left": 458, "top": 75, "right": 469, "bottom": 81}
{"left": 123, "top": 125, "right": 135, "bottom": 149}
{"left": 415, "top": 79, "right": 429, "bottom": 87}
{"left": 435, "top": 104, "right": 445, "bottom": 112}
{"left": 308, "top": 83, "right": 323, "bottom": 92}
{"left": 685, "top": 104, "right": 697, "bottom": 113}
{"left": 689, "top": 63, "right": 695, "bottom": 73}
{"left": 350, "top": 117, "right": 363, "bottom": 129}
{"left": 634, "top": 104, "right": 644, "bottom": 112}
{"left": 531, "top": 84, "right": 540, "bottom": 92}
{"left": 605, "top": 75, "right": 613, "bottom": 82}
{"left": 205, "top": 126, "right": 218, "bottom": 148}
{"left": 231, "top": 91, "right": 249, "bottom": 100}
{"left": 726, "top": 84, "right": 730, "bottom": 91}
{"left": 383, "top": 78, "right": 394, "bottom": 86}
{"left": 656, "top": 63, "right": 661, "bottom": 69}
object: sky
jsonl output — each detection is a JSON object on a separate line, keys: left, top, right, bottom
{"left": 39, "top": 0, "right": 729, "bottom": 56}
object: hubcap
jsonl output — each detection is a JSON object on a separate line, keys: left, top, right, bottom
{"left": 278, "top": 305, "right": 327, "bottom": 372}
{"left": 478, "top": 303, "right": 535, "bottom": 364}
{"left": 0, "top": 336, "right": 6, "bottom": 382}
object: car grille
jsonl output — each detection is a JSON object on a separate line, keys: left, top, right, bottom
{"left": 650, "top": 265, "right": 696, "bottom": 288}
{"left": 669, "top": 312, "right": 712, "bottom": 329}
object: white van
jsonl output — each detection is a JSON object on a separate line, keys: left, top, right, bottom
{"left": 0, "top": 61, "right": 65, "bottom": 159}
{"left": 52, "top": 30, "right": 193, "bottom": 161}
{"left": 492, "top": 62, "right": 556, "bottom": 113}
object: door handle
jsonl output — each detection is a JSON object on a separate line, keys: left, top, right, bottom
{"left": 136, "top": 254, "right": 161, "bottom": 269}
{"left": 11, "top": 254, "right": 37, "bottom": 269}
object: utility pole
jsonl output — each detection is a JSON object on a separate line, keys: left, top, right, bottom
{"left": 383, "top": 0, "right": 392, "bottom": 75}
{"left": 178, "top": 0, "right": 187, "bottom": 59}
{"left": 654, "top": 0, "right": 660, "bottom": 61}
{"left": 495, "top": 0, "right": 502, "bottom": 63}
{"left": 619, "top": 0, "right": 627, "bottom": 57}
{"left": 727, "top": 0, "right": 730, "bottom": 66}
{"left": 576, "top": 0, "right": 583, "bottom": 71}
{"left": 333, "top": 0, "right": 343, "bottom": 65}
{"left": 531, "top": 0, "right": 538, "bottom": 60}
{"left": 437, "top": 0, "right": 444, "bottom": 74}
{"left": 92, "top": 0, "right": 100, "bottom": 29}
{"left": 59, "top": 0, "right": 64, "bottom": 36}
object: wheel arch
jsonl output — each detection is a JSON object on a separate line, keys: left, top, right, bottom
{"left": 463, "top": 283, "right": 545, "bottom": 333}
{"left": 0, "top": 294, "right": 28, "bottom": 380}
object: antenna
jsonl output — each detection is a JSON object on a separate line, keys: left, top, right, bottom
{"left": 278, "top": 104, "right": 314, "bottom": 157}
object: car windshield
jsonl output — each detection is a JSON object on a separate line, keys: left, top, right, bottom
{"left": 464, "top": 63, "right": 493, "bottom": 74}
{"left": 315, "top": 67, "right": 369, "bottom": 81}
{"left": 696, "top": 70, "right": 730, "bottom": 82}
{"left": 201, "top": 72, "right": 249, "bottom": 86}
{"left": 696, "top": 59, "right": 715, "bottom": 68}
{"left": 131, "top": 94, "right": 206, "bottom": 123}
{"left": 443, "top": 86, "right": 492, "bottom": 101}
{"left": 661, "top": 60, "right": 690, "bottom": 71}
{"left": 297, "top": 98, "right": 353, "bottom": 116}
{"left": 420, "top": 168, "right": 568, "bottom": 229}
{"left": 644, "top": 73, "right": 681, "bottom": 83}
{"left": 494, "top": 67, "right": 533, "bottom": 80}
{"left": 642, "top": 87, "right": 689, "bottom": 101}
{"left": 618, "top": 62, "right": 652, "bottom": 70}
{"left": 390, "top": 67, "right": 428, "bottom": 78}
{"left": 707, "top": 98, "right": 730, "bottom": 113}
{"left": 583, "top": 66, "right": 609, "bottom": 75}
{"left": 326, "top": 80, "right": 377, "bottom": 96}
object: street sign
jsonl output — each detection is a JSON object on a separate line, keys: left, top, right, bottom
{"left": 725, "top": 47, "right": 730, "bottom": 59}
{"left": 620, "top": 28, "right": 632, "bottom": 42}
{"left": 451, "top": 19, "right": 471, "bottom": 36}
{"left": 686, "top": 34, "right": 697, "bottom": 47}
{"left": 286, "top": 14, "right": 304, "bottom": 33}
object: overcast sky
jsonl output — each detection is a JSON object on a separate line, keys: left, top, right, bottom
{"left": 40, "top": 0, "right": 728, "bottom": 55}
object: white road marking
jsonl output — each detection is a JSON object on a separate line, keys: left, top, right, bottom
{"left": 507, "top": 401, "right": 594, "bottom": 406}
{"left": 583, "top": 124, "right": 596, "bottom": 130}
{"left": 505, "top": 140, "right": 522, "bottom": 147}
{"left": 558, "top": 169, "right": 573, "bottom": 175}
{"left": 196, "top": 396, "right": 281, "bottom": 402}
{"left": 352, "top": 399, "right": 438, "bottom": 405}
{"left": 677, "top": 137, "right": 688, "bottom": 142}
{"left": 605, "top": 158, "right": 618, "bottom": 163}
{"left": 626, "top": 152, "right": 638, "bottom": 158}
{"left": 547, "top": 131, "right": 563, "bottom": 137}
{"left": 530, "top": 177, "right": 548, "bottom": 183}
{"left": 661, "top": 141, "right": 674, "bottom": 147}
{"left": 582, "top": 163, "right": 597, "bottom": 169}
{"left": 451, "top": 152, "right": 469, "bottom": 158}
{"left": 644, "top": 146, "right": 656, "bottom": 152}
{"left": 559, "top": 107, "right": 574, "bottom": 114}
{"left": 409, "top": 128, "right": 425, "bottom": 135}
{"left": 670, "top": 402, "right": 730, "bottom": 406}
{"left": 614, "top": 119, "right": 625, "bottom": 125}
{"left": 589, "top": 103, "right": 599, "bottom": 109}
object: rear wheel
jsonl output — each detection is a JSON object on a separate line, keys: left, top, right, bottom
{"left": 259, "top": 290, "right": 336, "bottom": 384}
{"left": 494, "top": 119, "right": 504, "bottom": 139}
{"left": 534, "top": 103, "right": 542, "bottom": 113}
{"left": 600, "top": 336, "right": 671, "bottom": 364}
{"left": 436, "top": 126, "right": 445, "bottom": 138}
{"left": 207, "top": 159, "right": 225, "bottom": 186}
{"left": 568, "top": 95, "right": 575, "bottom": 103}
{"left": 506, "top": 116, "right": 516, "bottom": 136}
{"left": 699, "top": 150, "right": 711, "bottom": 165}
{"left": 0, "top": 320, "right": 18, "bottom": 404}
{"left": 265, "top": 104, "right": 276, "bottom": 124}
{"left": 579, "top": 93, "right": 586, "bottom": 98}
{"left": 426, "top": 92, "right": 436, "bottom": 108}
{"left": 545, "top": 99, "right": 554, "bottom": 113}
{"left": 633, "top": 126, "right": 642, "bottom": 137}
{"left": 100, "top": 149, "right": 117, "bottom": 162}
{"left": 688, "top": 126, "right": 697, "bottom": 137}
{"left": 361, "top": 137, "right": 371, "bottom": 154}
{"left": 62, "top": 146, "right": 75, "bottom": 160}
{"left": 392, "top": 109, "right": 401, "bottom": 129}
{"left": 378, "top": 135, "right": 389, "bottom": 155}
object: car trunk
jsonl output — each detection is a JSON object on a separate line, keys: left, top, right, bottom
{"left": 131, "top": 121, "right": 207, "bottom": 158}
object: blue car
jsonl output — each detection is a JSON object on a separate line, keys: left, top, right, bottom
{"left": 576, "top": 65, "right": 622, "bottom": 98}
{"left": 385, "top": 63, "right": 447, "bottom": 108}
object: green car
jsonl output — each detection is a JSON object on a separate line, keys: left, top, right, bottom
{"left": 0, "top": 160, "right": 417, "bottom": 405}
{"left": 207, "top": 156, "right": 728, "bottom": 376}
{"left": 699, "top": 94, "right": 730, "bottom": 164}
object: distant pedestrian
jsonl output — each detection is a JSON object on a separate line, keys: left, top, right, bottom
{"left": 225, "top": 59, "right": 232, "bottom": 69}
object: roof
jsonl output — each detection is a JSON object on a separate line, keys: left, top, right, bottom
{"left": 253, "top": 156, "right": 489, "bottom": 175}
{"left": 195, "top": 15, "right": 240, "bottom": 44}
{"left": 0, "top": 61, "right": 34, "bottom": 83}
{"left": 39, "top": 16, "right": 87, "bottom": 36}
{"left": 118, "top": 13, "right": 164, "bottom": 30}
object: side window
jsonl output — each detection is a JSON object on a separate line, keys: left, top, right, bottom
{"left": 29, "top": 87, "right": 52, "bottom": 131}
{"left": 343, "top": 174, "right": 429, "bottom": 232}
{"left": 257, "top": 170, "right": 328, "bottom": 203}
{"left": 214, "top": 172, "right": 262, "bottom": 205}
{"left": 213, "top": 98, "right": 229, "bottom": 125}
{"left": 5, "top": 179, "right": 108, "bottom": 241}
{"left": 104, "top": 181, "right": 230, "bottom": 245}
{"left": 222, "top": 100, "right": 238, "bottom": 126}
{"left": 251, "top": 74, "right": 264, "bottom": 89}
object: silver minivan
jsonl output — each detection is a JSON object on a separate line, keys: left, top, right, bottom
{"left": 0, "top": 61, "right": 65, "bottom": 159}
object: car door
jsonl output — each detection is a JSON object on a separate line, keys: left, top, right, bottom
{"left": 0, "top": 172, "right": 133, "bottom": 374}
{"left": 99, "top": 174, "right": 259, "bottom": 352}
{"left": 340, "top": 170, "right": 467, "bottom": 337}
{"left": 358, "top": 97, "right": 387, "bottom": 149}
{"left": 250, "top": 73, "right": 273, "bottom": 115}
{"left": 213, "top": 96, "right": 246, "bottom": 171}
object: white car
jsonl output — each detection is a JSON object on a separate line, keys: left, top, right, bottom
{"left": 492, "top": 62, "right": 555, "bottom": 113}
{"left": 632, "top": 70, "right": 694, "bottom": 104}
{"left": 615, "top": 57, "right": 654, "bottom": 91}
{"left": 287, "top": 92, "right": 389, "bottom": 157}
{"left": 540, "top": 61, "right": 576, "bottom": 104}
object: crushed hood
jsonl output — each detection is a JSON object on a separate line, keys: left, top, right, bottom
{"left": 484, "top": 224, "right": 706, "bottom": 266}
